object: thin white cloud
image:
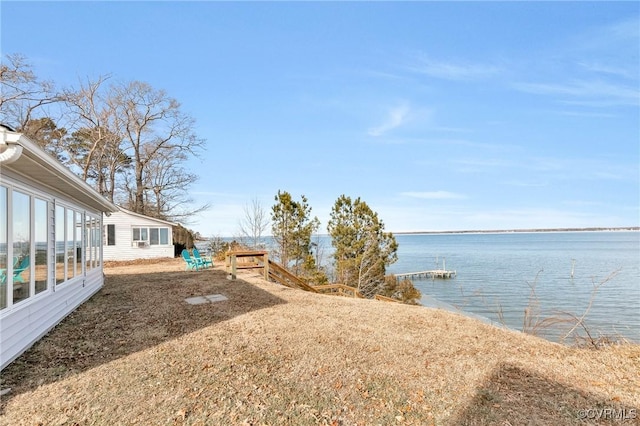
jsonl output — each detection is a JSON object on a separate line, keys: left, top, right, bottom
{"left": 368, "top": 103, "right": 411, "bottom": 137}
{"left": 611, "top": 16, "right": 640, "bottom": 38}
{"left": 555, "top": 110, "right": 616, "bottom": 118}
{"left": 464, "top": 208, "right": 606, "bottom": 229}
{"left": 453, "top": 157, "right": 516, "bottom": 170}
{"left": 404, "top": 138, "right": 513, "bottom": 152}
{"left": 400, "top": 191, "right": 467, "bottom": 200}
{"left": 450, "top": 156, "right": 523, "bottom": 174}
{"left": 562, "top": 200, "right": 604, "bottom": 208}
{"left": 578, "top": 62, "right": 636, "bottom": 80}
{"left": 407, "top": 56, "right": 500, "bottom": 81}
{"left": 513, "top": 79, "right": 640, "bottom": 106}
{"left": 369, "top": 202, "right": 635, "bottom": 234}
{"left": 524, "top": 157, "right": 637, "bottom": 183}
{"left": 500, "top": 180, "right": 548, "bottom": 188}
{"left": 579, "top": 16, "right": 640, "bottom": 51}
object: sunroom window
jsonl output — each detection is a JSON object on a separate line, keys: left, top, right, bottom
{"left": 12, "top": 191, "right": 31, "bottom": 304}
{"left": 56, "top": 205, "right": 86, "bottom": 283}
{"left": 1, "top": 186, "right": 7, "bottom": 309}
{"left": 1, "top": 185, "right": 51, "bottom": 309}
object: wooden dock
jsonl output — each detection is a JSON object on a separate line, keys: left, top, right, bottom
{"left": 395, "top": 269, "right": 456, "bottom": 279}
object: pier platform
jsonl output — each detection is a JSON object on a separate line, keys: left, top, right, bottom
{"left": 395, "top": 269, "right": 456, "bottom": 279}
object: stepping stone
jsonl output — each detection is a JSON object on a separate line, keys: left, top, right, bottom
{"left": 185, "top": 294, "right": 228, "bottom": 305}
{"left": 205, "top": 294, "right": 228, "bottom": 303}
{"left": 185, "top": 296, "right": 209, "bottom": 305}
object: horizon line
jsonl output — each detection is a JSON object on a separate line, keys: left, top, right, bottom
{"left": 196, "top": 226, "right": 639, "bottom": 240}
{"left": 393, "top": 226, "right": 640, "bottom": 235}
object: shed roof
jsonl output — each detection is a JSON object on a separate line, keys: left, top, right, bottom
{"left": 112, "top": 207, "right": 177, "bottom": 227}
{"left": 0, "top": 126, "right": 118, "bottom": 213}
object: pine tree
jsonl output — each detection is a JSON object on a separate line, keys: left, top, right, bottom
{"left": 271, "top": 190, "right": 321, "bottom": 276}
{"left": 327, "top": 195, "right": 399, "bottom": 298}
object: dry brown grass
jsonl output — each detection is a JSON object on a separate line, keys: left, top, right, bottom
{"left": 1, "top": 258, "right": 638, "bottom": 425}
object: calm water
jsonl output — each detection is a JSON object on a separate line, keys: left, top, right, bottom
{"left": 214, "top": 231, "right": 639, "bottom": 343}
{"left": 386, "top": 232, "right": 640, "bottom": 343}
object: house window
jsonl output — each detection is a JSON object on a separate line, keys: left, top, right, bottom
{"left": 92, "top": 216, "right": 101, "bottom": 268}
{"left": 132, "top": 227, "right": 148, "bottom": 242}
{"left": 0, "top": 178, "right": 103, "bottom": 310}
{"left": 67, "top": 209, "right": 75, "bottom": 280}
{"left": 105, "top": 224, "right": 115, "bottom": 246}
{"left": 34, "top": 198, "right": 48, "bottom": 294}
{"left": 0, "top": 186, "right": 49, "bottom": 309}
{"left": 150, "top": 228, "right": 158, "bottom": 245}
{"left": 85, "top": 215, "right": 100, "bottom": 270}
{"left": 56, "top": 205, "right": 86, "bottom": 283}
{"left": 132, "top": 227, "right": 169, "bottom": 246}
{"left": 55, "top": 205, "right": 65, "bottom": 284}
{"left": 75, "top": 215, "right": 83, "bottom": 273}
{"left": 0, "top": 186, "right": 7, "bottom": 310}
{"left": 13, "top": 191, "right": 31, "bottom": 304}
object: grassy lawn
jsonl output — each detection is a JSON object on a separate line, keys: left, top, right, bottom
{"left": 1, "top": 258, "right": 638, "bottom": 425}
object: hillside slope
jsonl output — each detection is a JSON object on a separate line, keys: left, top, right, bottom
{"left": 1, "top": 259, "right": 638, "bottom": 425}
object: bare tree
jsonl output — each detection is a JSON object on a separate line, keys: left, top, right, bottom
{"left": 238, "top": 197, "right": 270, "bottom": 249}
{"left": 63, "top": 76, "right": 208, "bottom": 218}
{"left": 310, "top": 232, "right": 327, "bottom": 273}
{"left": 2, "top": 53, "right": 209, "bottom": 222}
{"left": 59, "top": 76, "right": 134, "bottom": 202}
{"left": 142, "top": 149, "right": 209, "bottom": 222}
{"left": 111, "top": 81, "right": 206, "bottom": 216}
{"left": 62, "top": 76, "right": 118, "bottom": 178}
{"left": 0, "top": 53, "right": 61, "bottom": 130}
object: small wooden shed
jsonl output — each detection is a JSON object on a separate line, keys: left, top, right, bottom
{"left": 0, "top": 126, "right": 117, "bottom": 370}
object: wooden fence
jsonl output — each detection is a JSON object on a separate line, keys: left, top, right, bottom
{"left": 225, "top": 250, "right": 397, "bottom": 303}
{"left": 266, "top": 259, "right": 318, "bottom": 293}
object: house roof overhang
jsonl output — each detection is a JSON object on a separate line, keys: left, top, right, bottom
{"left": 114, "top": 206, "right": 177, "bottom": 227}
{"left": 0, "top": 127, "right": 118, "bottom": 213}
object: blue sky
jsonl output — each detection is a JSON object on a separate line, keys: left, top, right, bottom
{"left": 2, "top": 2, "right": 639, "bottom": 236}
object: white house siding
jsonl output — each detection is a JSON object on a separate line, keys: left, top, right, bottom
{"left": 0, "top": 269, "right": 103, "bottom": 369}
{"left": 0, "top": 168, "right": 104, "bottom": 370}
{"left": 0, "top": 127, "right": 117, "bottom": 370}
{"left": 102, "top": 209, "right": 175, "bottom": 261}
{"left": 0, "top": 170, "right": 106, "bottom": 369}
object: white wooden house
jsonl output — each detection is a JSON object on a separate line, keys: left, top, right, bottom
{"left": 103, "top": 208, "right": 175, "bottom": 261}
{"left": 0, "top": 126, "right": 117, "bottom": 370}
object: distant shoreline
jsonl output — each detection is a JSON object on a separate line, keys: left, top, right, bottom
{"left": 394, "top": 226, "right": 640, "bottom": 235}
{"left": 201, "top": 227, "right": 639, "bottom": 241}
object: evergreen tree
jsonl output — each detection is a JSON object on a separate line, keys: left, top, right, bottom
{"left": 327, "top": 195, "right": 399, "bottom": 298}
{"left": 20, "top": 117, "right": 67, "bottom": 160}
{"left": 271, "top": 190, "right": 321, "bottom": 276}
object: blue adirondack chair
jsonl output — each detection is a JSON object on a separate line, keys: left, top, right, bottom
{"left": 181, "top": 249, "right": 200, "bottom": 271}
{"left": 13, "top": 256, "right": 30, "bottom": 283}
{"left": 192, "top": 248, "right": 213, "bottom": 269}
{"left": 0, "top": 256, "right": 18, "bottom": 285}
